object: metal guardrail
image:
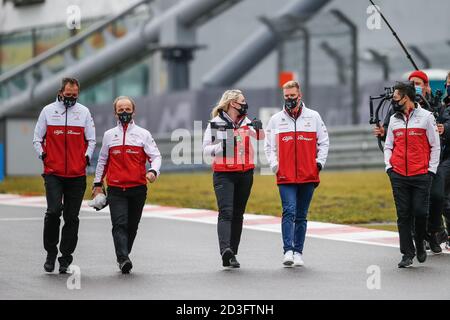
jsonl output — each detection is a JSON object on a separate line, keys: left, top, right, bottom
{"left": 324, "top": 125, "right": 384, "bottom": 170}
{"left": 88, "top": 125, "right": 384, "bottom": 174}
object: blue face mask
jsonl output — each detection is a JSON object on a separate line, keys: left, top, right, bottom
{"left": 446, "top": 86, "right": 450, "bottom": 97}
{"left": 415, "top": 86, "right": 423, "bottom": 96}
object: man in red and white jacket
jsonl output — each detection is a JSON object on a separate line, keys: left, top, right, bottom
{"left": 33, "top": 77, "right": 96, "bottom": 273}
{"left": 93, "top": 96, "right": 161, "bottom": 274}
{"left": 264, "top": 80, "right": 329, "bottom": 267}
{"left": 384, "top": 81, "right": 440, "bottom": 268}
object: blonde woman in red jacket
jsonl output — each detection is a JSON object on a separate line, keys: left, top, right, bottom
{"left": 203, "top": 89, "right": 264, "bottom": 268}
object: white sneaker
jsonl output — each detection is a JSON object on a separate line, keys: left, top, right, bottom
{"left": 293, "top": 252, "right": 304, "bottom": 266}
{"left": 283, "top": 250, "right": 294, "bottom": 266}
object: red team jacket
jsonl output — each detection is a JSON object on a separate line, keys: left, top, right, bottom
{"left": 264, "top": 103, "right": 329, "bottom": 185}
{"left": 384, "top": 105, "right": 440, "bottom": 176}
{"left": 203, "top": 112, "right": 265, "bottom": 172}
{"left": 33, "top": 98, "right": 96, "bottom": 177}
{"left": 94, "top": 121, "right": 161, "bottom": 189}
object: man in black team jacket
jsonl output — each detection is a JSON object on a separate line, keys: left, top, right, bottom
{"left": 441, "top": 72, "right": 450, "bottom": 245}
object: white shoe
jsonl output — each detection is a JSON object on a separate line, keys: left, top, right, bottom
{"left": 293, "top": 252, "right": 304, "bottom": 266}
{"left": 283, "top": 250, "right": 294, "bottom": 266}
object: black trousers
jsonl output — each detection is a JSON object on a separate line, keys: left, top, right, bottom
{"left": 43, "top": 174, "right": 86, "bottom": 263}
{"left": 107, "top": 185, "right": 147, "bottom": 263}
{"left": 440, "top": 159, "right": 450, "bottom": 233}
{"left": 389, "top": 171, "right": 432, "bottom": 258}
{"left": 428, "top": 159, "right": 450, "bottom": 234}
{"left": 213, "top": 170, "right": 253, "bottom": 256}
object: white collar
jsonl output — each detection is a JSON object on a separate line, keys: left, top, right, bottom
{"left": 116, "top": 120, "right": 135, "bottom": 131}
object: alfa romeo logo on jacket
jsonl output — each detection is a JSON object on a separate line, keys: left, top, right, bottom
{"left": 282, "top": 136, "right": 293, "bottom": 142}
{"left": 297, "top": 135, "right": 313, "bottom": 141}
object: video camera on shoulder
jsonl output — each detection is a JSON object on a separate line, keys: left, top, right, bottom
{"left": 369, "top": 86, "right": 394, "bottom": 125}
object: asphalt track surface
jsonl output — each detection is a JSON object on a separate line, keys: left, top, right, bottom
{"left": 1, "top": 204, "right": 450, "bottom": 300}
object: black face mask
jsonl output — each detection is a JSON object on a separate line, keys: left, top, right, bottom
{"left": 284, "top": 98, "right": 298, "bottom": 110}
{"left": 235, "top": 103, "right": 248, "bottom": 116}
{"left": 446, "top": 86, "right": 450, "bottom": 97}
{"left": 62, "top": 95, "right": 77, "bottom": 108}
{"left": 118, "top": 111, "right": 133, "bottom": 125}
{"left": 392, "top": 98, "right": 405, "bottom": 113}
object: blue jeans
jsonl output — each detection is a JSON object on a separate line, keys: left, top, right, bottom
{"left": 278, "top": 183, "right": 315, "bottom": 254}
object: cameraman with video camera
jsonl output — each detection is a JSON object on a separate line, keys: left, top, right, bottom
{"left": 374, "top": 71, "right": 439, "bottom": 137}
{"left": 384, "top": 81, "right": 440, "bottom": 268}
{"left": 374, "top": 70, "right": 450, "bottom": 253}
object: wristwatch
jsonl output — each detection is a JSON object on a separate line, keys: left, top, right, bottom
{"left": 93, "top": 182, "right": 103, "bottom": 188}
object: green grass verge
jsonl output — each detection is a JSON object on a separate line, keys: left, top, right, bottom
{"left": 356, "top": 224, "right": 398, "bottom": 232}
{"left": 0, "top": 171, "right": 396, "bottom": 225}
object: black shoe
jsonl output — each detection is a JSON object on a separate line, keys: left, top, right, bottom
{"left": 416, "top": 240, "right": 427, "bottom": 263}
{"left": 436, "top": 230, "right": 449, "bottom": 244}
{"left": 59, "top": 264, "right": 69, "bottom": 273}
{"left": 44, "top": 255, "right": 56, "bottom": 273}
{"left": 119, "top": 259, "right": 133, "bottom": 274}
{"left": 398, "top": 256, "right": 413, "bottom": 268}
{"left": 58, "top": 256, "right": 72, "bottom": 274}
{"left": 429, "top": 236, "right": 442, "bottom": 254}
{"left": 229, "top": 255, "right": 240, "bottom": 268}
{"left": 221, "top": 248, "right": 234, "bottom": 267}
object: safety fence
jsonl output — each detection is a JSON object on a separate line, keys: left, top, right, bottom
{"left": 89, "top": 125, "right": 384, "bottom": 174}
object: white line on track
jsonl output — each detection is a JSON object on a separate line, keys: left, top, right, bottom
{"left": 1, "top": 194, "right": 449, "bottom": 254}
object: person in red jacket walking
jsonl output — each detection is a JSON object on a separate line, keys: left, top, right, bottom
{"left": 92, "top": 96, "right": 161, "bottom": 274}
{"left": 264, "top": 80, "right": 329, "bottom": 267}
{"left": 384, "top": 81, "right": 440, "bottom": 268}
{"left": 203, "top": 89, "right": 264, "bottom": 268}
{"left": 33, "top": 77, "right": 96, "bottom": 273}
